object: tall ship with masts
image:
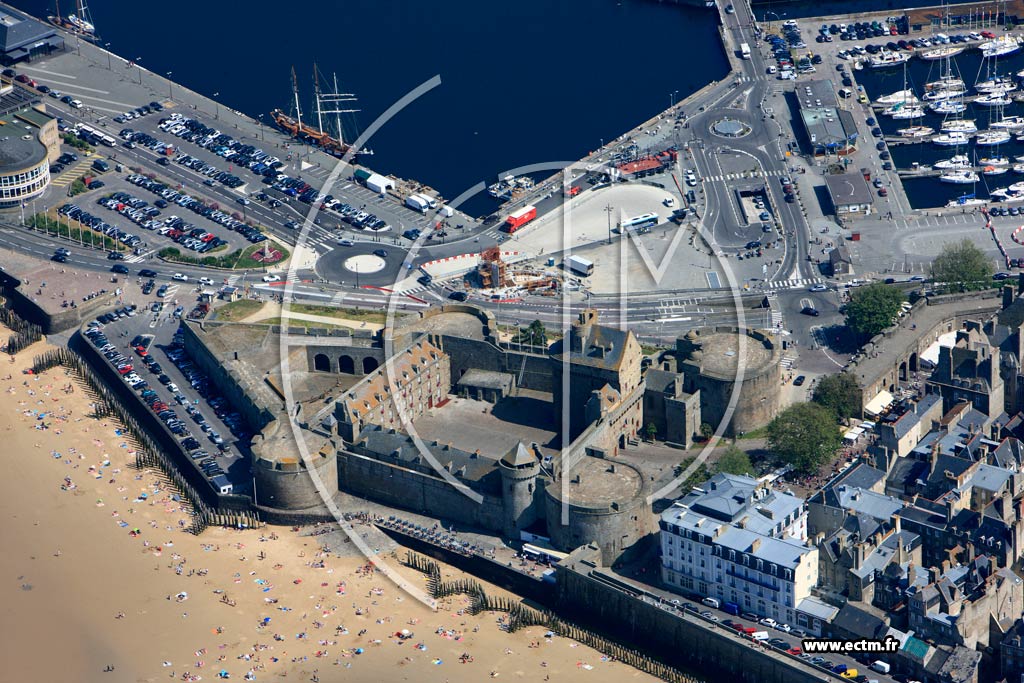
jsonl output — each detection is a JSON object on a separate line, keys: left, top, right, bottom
{"left": 270, "top": 66, "right": 372, "bottom": 159}
{"left": 48, "top": 0, "right": 98, "bottom": 41}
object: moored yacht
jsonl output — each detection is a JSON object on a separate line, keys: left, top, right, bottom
{"left": 992, "top": 116, "right": 1024, "bottom": 131}
{"left": 980, "top": 35, "right": 1021, "bottom": 58}
{"left": 930, "top": 100, "right": 967, "bottom": 114}
{"left": 897, "top": 126, "right": 935, "bottom": 138}
{"left": 941, "top": 119, "right": 977, "bottom": 133}
{"left": 934, "top": 154, "right": 972, "bottom": 170}
{"left": 939, "top": 169, "right": 980, "bottom": 184}
{"left": 890, "top": 105, "right": 926, "bottom": 119}
{"left": 934, "top": 131, "right": 970, "bottom": 146}
{"left": 974, "top": 93, "right": 1013, "bottom": 107}
{"left": 876, "top": 89, "right": 920, "bottom": 105}
{"left": 976, "top": 130, "right": 1013, "bottom": 146}
{"left": 870, "top": 50, "right": 911, "bottom": 68}
{"left": 921, "top": 45, "right": 965, "bottom": 60}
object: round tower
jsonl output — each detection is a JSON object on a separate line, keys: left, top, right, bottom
{"left": 499, "top": 442, "right": 541, "bottom": 538}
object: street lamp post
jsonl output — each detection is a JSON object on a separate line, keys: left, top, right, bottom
{"left": 213, "top": 92, "right": 220, "bottom": 119}
{"left": 670, "top": 90, "right": 679, "bottom": 108}
{"left": 604, "top": 204, "right": 614, "bottom": 245}
{"left": 136, "top": 58, "right": 143, "bottom": 85}
{"left": 258, "top": 114, "right": 265, "bottom": 141}
{"left": 104, "top": 43, "right": 112, "bottom": 70}
{"left": 166, "top": 72, "right": 173, "bottom": 99}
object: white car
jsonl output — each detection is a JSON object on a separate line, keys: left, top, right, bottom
{"left": 760, "top": 618, "right": 778, "bottom": 628}
{"left": 172, "top": 273, "right": 188, "bottom": 281}
{"left": 777, "top": 623, "right": 792, "bottom": 633}
{"left": 262, "top": 274, "right": 280, "bottom": 283}
{"left": 809, "top": 284, "right": 828, "bottom": 292}
{"left": 199, "top": 277, "right": 215, "bottom": 286}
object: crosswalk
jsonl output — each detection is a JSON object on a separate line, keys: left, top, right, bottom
{"left": 124, "top": 249, "right": 154, "bottom": 263}
{"left": 781, "top": 353, "right": 797, "bottom": 370}
{"left": 703, "top": 169, "right": 788, "bottom": 183}
{"left": 50, "top": 159, "right": 94, "bottom": 188}
{"left": 752, "top": 277, "right": 823, "bottom": 291}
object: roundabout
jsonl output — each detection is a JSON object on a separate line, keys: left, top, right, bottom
{"left": 315, "top": 241, "right": 413, "bottom": 287}
{"left": 711, "top": 117, "right": 752, "bottom": 138}
{"left": 343, "top": 254, "right": 387, "bottom": 274}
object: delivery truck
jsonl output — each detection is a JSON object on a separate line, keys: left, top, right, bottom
{"left": 504, "top": 205, "right": 537, "bottom": 233}
{"left": 566, "top": 255, "right": 594, "bottom": 276}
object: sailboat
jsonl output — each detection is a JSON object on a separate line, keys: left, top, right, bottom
{"left": 976, "top": 130, "right": 1012, "bottom": 145}
{"left": 941, "top": 119, "right": 977, "bottom": 133}
{"left": 48, "top": 0, "right": 97, "bottom": 40}
{"left": 877, "top": 89, "right": 919, "bottom": 105}
{"left": 975, "top": 93, "right": 1013, "bottom": 107}
{"left": 934, "top": 131, "right": 970, "bottom": 146}
{"left": 930, "top": 100, "right": 967, "bottom": 114}
{"left": 934, "top": 154, "right": 972, "bottom": 170}
{"left": 946, "top": 192, "right": 987, "bottom": 208}
{"left": 993, "top": 116, "right": 1024, "bottom": 131}
{"left": 921, "top": 45, "right": 964, "bottom": 60}
{"left": 270, "top": 66, "right": 372, "bottom": 159}
{"left": 940, "top": 169, "right": 980, "bottom": 184}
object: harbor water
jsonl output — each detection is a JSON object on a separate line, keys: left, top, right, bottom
{"left": 854, "top": 48, "right": 1024, "bottom": 209}
{"left": 10, "top": 0, "right": 726, "bottom": 215}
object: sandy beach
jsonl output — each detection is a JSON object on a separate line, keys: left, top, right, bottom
{"left": 0, "top": 331, "right": 657, "bottom": 683}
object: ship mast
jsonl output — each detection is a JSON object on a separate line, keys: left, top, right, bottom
{"left": 77, "top": 0, "right": 92, "bottom": 27}
{"left": 313, "top": 65, "right": 324, "bottom": 136}
{"left": 54, "top": 0, "right": 62, "bottom": 22}
{"left": 318, "top": 72, "right": 358, "bottom": 147}
{"left": 290, "top": 66, "right": 303, "bottom": 131}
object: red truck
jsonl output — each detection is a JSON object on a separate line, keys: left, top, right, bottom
{"left": 505, "top": 205, "right": 537, "bottom": 233}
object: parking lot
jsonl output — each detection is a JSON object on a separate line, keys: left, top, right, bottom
{"left": 82, "top": 309, "right": 253, "bottom": 495}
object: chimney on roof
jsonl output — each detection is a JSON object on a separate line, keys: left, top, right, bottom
{"left": 751, "top": 539, "right": 761, "bottom": 553}
{"left": 908, "top": 562, "right": 917, "bottom": 586}
{"left": 1003, "top": 285, "right": 1015, "bottom": 311}
{"left": 928, "top": 566, "right": 940, "bottom": 584}
{"left": 893, "top": 513, "right": 901, "bottom": 534}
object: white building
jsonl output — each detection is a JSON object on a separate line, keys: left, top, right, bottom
{"left": 660, "top": 473, "right": 818, "bottom": 625}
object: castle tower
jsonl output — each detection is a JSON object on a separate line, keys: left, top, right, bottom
{"left": 499, "top": 442, "right": 541, "bottom": 538}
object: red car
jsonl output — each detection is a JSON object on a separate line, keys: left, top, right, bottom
{"left": 982, "top": 30, "right": 996, "bottom": 39}
{"left": 787, "top": 648, "right": 802, "bottom": 656}
{"left": 117, "top": 365, "right": 133, "bottom": 375}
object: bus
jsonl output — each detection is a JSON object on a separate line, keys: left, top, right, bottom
{"left": 522, "top": 543, "right": 569, "bottom": 565}
{"left": 76, "top": 124, "right": 115, "bottom": 147}
{"left": 621, "top": 212, "right": 659, "bottom": 233}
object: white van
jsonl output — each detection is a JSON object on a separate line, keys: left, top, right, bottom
{"left": 701, "top": 597, "right": 720, "bottom": 609}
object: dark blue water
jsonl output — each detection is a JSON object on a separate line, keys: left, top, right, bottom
{"left": 855, "top": 49, "right": 1024, "bottom": 208}
{"left": 11, "top": 0, "right": 725, "bottom": 213}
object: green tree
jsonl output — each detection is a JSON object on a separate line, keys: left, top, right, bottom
{"left": 644, "top": 422, "right": 657, "bottom": 442}
{"left": 714, "top": 445, "right": 754, "bottom": 476}
{"left": 812, "top": 373, "right": 862, "bottom": 421}
{"left": 767, "top": 402, "right": 842, "bottom": 475}
{"left": 844, "top": 282, "right": 904, "bottom": 337}
{"left": 514, "top": 319, "right": 547, "bottom": 347}
{"left": 69, "top": 178, "right": 87, "bottom": 196}
{"left": 930, "top": 238, "right": 993, "bottom": 291}
{"left": 699, "top": 422, "right": 713, "bottom": 441}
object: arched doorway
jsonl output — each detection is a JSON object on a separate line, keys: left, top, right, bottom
{"left": 909, "top": 352, "right": 918, "bottom": 373}
{"left": 363, "top": 357, "right": 379, "bottom": 373}
{"left": 899, "top": 361, "right": 908, "bottom": 382}
{"left": 338, "top": 355, "right": 355, "bottom": 374}
{"left": 313, "top": 353, "right": 330, "bottom": 372}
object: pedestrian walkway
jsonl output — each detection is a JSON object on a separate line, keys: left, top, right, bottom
{"left": 703, "top": 168, "right": 787, "bottom": 183}
{"left": 51, "top": 159, "right": 93, "bottom": 188}
{"left": 751, "top": 276, "right": 823, "bottom": 291}
{"left": 124, "top": 249, "right": 153, "bottom": 263}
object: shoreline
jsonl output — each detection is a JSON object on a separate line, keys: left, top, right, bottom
{"left": 0, "top": 328, "right": 658, "bottom": 682}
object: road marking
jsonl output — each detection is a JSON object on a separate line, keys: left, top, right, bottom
{"left": 30, "top": 77, "right": 109, "bottom": 94}
{"left": 19, "top": 65, "right": 78, "bottom": 79}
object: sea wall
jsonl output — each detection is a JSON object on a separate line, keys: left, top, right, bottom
{"left": 555, "top": 545, "right": 847, "bottom": 683}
